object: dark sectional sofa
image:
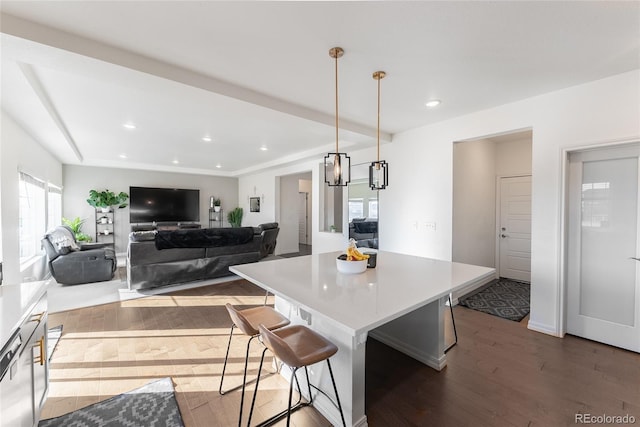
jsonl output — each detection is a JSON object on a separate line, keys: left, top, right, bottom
{"left": 127, "top": 222, "right": 279, "bottom": 290}
{"left": 349, "top": 218, "right": 378, "bottom": 248}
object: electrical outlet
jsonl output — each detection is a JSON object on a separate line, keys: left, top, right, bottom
{"left": 299, "top": 308, "right": 312, "bottom": 325}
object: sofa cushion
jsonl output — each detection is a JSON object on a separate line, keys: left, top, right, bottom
{"left": 129, "top": 230, "right": 157, "bottom": 242}
{"left": 46, "top": 226, "right": 80, "bottom": 255}
{"left": 353, "top": 221, "right": 378, "bottom": 234}
{"left": 129, "top": 241, "right": 206, "bottom": 266}
{"left": 258, "top": 222, "right": 279, "bottom": 231}
{"left": 205, "top": 236, "right": 261, "bottom": 258}
{"left": 155, "top": 227, "right": 254, "bottom": 250}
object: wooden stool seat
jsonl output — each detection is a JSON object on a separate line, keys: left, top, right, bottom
{"left": 259, "top": 324, "right": 338, "bottom": 368}
{"left": 247, "top": 324, "right": 346, "bottom": 427}
{"left": 227, "top": 304, "right": 290, "bottom": 336}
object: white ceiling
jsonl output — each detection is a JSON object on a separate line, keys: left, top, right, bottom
{"left": 1, "top": 1, "right": 638, "bottom": 176}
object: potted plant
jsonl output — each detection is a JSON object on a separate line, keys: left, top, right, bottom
{"left": 87, "top": 189, "right": 129, "bottom": 212}
{"left": 227, "top": 207, "right": 243, "bottom": 228}
{"left": 213, "top": 197, "right": 221, "bottom": 212}
{"left": 62, "top": 217, "right": 92, "bottom": 242}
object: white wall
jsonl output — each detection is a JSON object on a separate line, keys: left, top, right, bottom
{"left": 238, "top": 146, "right": 378, "bottom": 255}
{"left": 63, "top": 165, "right": 238, "bottom": 254}
{"left": 453, "top": 137, "right": 532, "bottom": 269}
{"left": 495, "top": 137, "right": 533, "bottom": 176}
{"left": 452, "top": 139, "right": 496, "bottom": 268}
{"left": 386, "top": 70, "right": 640, "bottom": 336}
{"left": 1, "top": 111, "right": 63, "bottom": 284}
{"left": 278, "top": 172, "right": 312, "bottom": 254}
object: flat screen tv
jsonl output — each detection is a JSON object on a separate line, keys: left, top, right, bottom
{"left": 130, "top": 186, "right": 200, "bottom": 223}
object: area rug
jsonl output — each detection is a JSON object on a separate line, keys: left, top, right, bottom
{"left": 459, "top": 278, "right": 530, "bottom": 322}
{"left": 47, "top": 325, "right": 63, "bottom": 362}
{"left": 38, "top": 377, "right": 184, "bottom": 427}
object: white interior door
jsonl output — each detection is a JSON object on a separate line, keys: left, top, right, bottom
{"left": 567, "top": 143, "right": 640, "bottom": 352}
{"left": 499, "top": 176, "right": 532, "bottom": 282}
{"left": 298, "top": 192, "right": 308, "bottom": 245}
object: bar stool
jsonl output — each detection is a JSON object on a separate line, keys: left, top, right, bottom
{"left": 219, "top": 303, "right": 290, "bottom": 426}
{"left": 247, "top": 324, "right": 346, "bottom": 427}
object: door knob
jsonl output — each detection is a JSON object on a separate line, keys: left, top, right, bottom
{"left": 501, "top": 234, "right": 509, "bottom": 238}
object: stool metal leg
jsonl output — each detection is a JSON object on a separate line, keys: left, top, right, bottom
{"left": 285, "top": 368, "right": 297, "bottom": 427}
{"left": 219, "top": 324, "right": 236, "bottom": 395}
{"left": 445, "top": 294, "right": 458, "bottom": 353}
{"left": 247, "top": 351, "right": 304, "bottom": 427}
{"left": 326, "top": 359, "right": 346, "bottom": 427}
{"left": 237, "top": 334, "right": 260, "bottom": 427}
{"left": 246, "top": 347, "right": 269, "bottom": 427}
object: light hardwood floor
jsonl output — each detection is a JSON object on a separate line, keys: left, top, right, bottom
{"left": 43, "top": 280, "right": 640, "bottom": 426}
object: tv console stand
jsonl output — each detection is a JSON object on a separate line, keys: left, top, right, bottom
{"left": 131, "top": 222, "right": 202, "bottom": 232}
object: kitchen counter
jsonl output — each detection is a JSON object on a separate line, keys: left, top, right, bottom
{"left": 231, "top": 251, "right": 495, "bottom": 426}
{"left": 0, "top": 281, "right": 49, "bottom": 348}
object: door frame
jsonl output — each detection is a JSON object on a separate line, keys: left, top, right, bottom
{"left": 559, "top": 138, "right": 640, "bottom": 338}
{"left": 494, "top": 174, "right": 532, "bottom": 282}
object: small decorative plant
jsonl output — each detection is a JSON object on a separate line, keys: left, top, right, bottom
{"left": 213, "top": 197, "right": 221, "bottom": 212}
{"left": 62, "top": 217, "right": 92, "bottom": 242}
{"left": 227, "top": 207, "right": 243, "bottom": 228}
{"left": 87, "top": 189, "right": 129, "bottom": 212}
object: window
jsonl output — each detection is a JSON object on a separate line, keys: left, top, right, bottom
{"left": 348, "top": 198, "right": 364, "bottom": 222}
{"left": 47, "top": 184, "right": 62, "bottom": 230}
{"left": 368, "top": 199, "right": 379, "bottom": 219}
{"left": 19, "top": 172, "right": 46, "bottom": 264}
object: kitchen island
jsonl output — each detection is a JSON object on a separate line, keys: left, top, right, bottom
{"left": 230, "top": 251, "right": 495, "bottom": 426}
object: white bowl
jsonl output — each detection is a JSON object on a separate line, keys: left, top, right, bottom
{"left": 336, "top": 257, "right": 367, "bottom": 274}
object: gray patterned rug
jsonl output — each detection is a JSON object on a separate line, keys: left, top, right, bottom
{"left": 459, "top": 278, "right": 530, "bottom": 322}
{"left": 38, "top": 377, "right": 184, "bottom": 427}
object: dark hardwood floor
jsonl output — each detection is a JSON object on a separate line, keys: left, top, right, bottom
{"left": 44, "top": 279, "right": 640, "bottom": 426}
{"left": 366, "top": 306, "right": 640, "bottom": 426}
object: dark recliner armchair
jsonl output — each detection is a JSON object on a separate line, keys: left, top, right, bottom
{"left": 42, "top": 226, "right": 117, "bottom": 285}
{"left": 257, "top": 222, "right": 280, "bottom": 258}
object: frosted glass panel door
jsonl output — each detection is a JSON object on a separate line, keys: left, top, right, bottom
{"left": 567, "top": 144, "right": 640, "bottom": 352}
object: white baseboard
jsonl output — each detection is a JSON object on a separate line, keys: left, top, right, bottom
{"left": 527, "top": 320, "right": 562, "bottom": 337}
{"left": 451, "top": 273, "right": 496, "bottom": 304}
{"left": 369, "top": 330, "right": 446, "bottom": 371}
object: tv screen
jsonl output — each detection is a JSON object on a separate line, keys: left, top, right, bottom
{"left": 130, "top": 186, "right": 200, "bottom": 223}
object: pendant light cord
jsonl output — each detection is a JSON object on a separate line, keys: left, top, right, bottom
{"left": 377, "top": 75, "right": 381, "bottom": 162}
{"left": 335, "top": 52, "right": 339, "bottom": 154}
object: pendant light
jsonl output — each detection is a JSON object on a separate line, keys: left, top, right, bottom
{"left": 369, "top": 71, "right": 388, "bottom": 190}
{"left": 324, "top": 47, "right": 351, "bottom": 187}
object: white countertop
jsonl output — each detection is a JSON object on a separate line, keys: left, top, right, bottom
{"left": 230, "top": 251, "right": 495, "bottom": 336}
{"left": 0, "top": 281, "right": 49, "bottom": 347}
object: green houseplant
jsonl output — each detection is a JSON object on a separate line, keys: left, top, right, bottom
{"left": 87, "top": 189, "right": 129, "bottom": 212}
{"left": 213, "top": 197, "right": 221, "bottom": 212}
{"left": 62, "top": 217, "right": 92, "bottom": 242}
{"left": 227, "top": 207, "right": 243, "bottom": 228}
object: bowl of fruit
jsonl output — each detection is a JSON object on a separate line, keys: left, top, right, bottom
{"left": 336, "top": 240, "right": 370, "bottom": 274}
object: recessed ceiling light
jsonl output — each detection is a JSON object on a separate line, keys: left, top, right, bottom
{"left": 119, "top": 154, "right": 127, "bottom": 159}
{"left": 202, "top": 136, "right": 212, "bottom": 142}
{"left": 216, "top": 164, "right": 222, "bottom": 168}
{"left": 260, "top": 146, "right": 268, "bottom": 151}
{"left": 123, "top": 122, "right": 136, "bottom": 130}
{"left": 172, "top": 159, "right": 179, "bottom": 164}
{"left": 425, "top": 99, "right": 441, "bottom": 108}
